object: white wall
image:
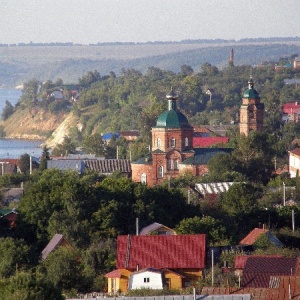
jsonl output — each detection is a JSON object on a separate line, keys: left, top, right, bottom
{"left": 128, "top": 270, "right": 163, "bottom": 290}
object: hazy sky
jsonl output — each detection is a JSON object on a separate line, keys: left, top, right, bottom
{"left": 1, "top": 0, "right": 299, "bottom": 44}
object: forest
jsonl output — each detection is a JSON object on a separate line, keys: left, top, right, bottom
{"left": 1, "top": 55, "right": 300, "bottom": 298}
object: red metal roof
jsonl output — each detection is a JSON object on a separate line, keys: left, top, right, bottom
{"left": 193, "top": 136, "right": 229, "bottom": 147}
{"left": 117, "top": 234, "right": 206, "bottom": 269}
{"left": 242, "top": 257, "right": 298, "bottom": 288}
{"left": 104, "top": 269, "right": 122, "bottom": 278}
{"left": 282, "top": 102, "right": 300, "bottom": 114}
{"left": 235, "top": 255, "right": 282, "bottom": 270}
{"left": 239, "top": 228, "right": 268, "bottom": 245}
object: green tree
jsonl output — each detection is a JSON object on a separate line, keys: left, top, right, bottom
{"left": 0, "top": 237, "right": 30, "bottom": 278}
{"left": 82, "top": 133, "right": 105, "bottom": 156}
{"left": 20, "top": 79, "right": 40, "bottom": 105}
{"left": 51, "top": 136, "right": 76, "bottom": 156}
{"left": 43, "top": 246, "right": 84, "bottom": 293}
{"left": 175, "top": 216, "right": 230, "bottom": 246}
{"left": 1, "top": 100, "right": 14, "bottom": 120}
{"left": 39, "top": 146, "right": 50, "bottom": 171}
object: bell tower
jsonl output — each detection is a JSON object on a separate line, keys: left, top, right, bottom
{"left": 239, "top": 78, "right": 264, "bottom": 136}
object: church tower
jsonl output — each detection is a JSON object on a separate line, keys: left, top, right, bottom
{"left": 239, "top": 78, "right": 264, "bottom": 136}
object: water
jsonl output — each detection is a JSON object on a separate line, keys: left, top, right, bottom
{"left": 0, "top": 89, "right": 43, "bottom": 159}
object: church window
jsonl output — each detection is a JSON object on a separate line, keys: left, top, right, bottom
{"left": 167, "top": 160, "right": 172, "bottom": 170}
{"left": 171, "top": 138, "right": 176, "bottom": 148}
{"left": 158, "top": 166, "right": 164, "bottom": 178}
{"left": 185, "top": 137, "right": 189, "bottom": 147}
{"left": 157, "top": 138, "right": 161, "bottom": 149}
{"left": 141, "top": 173, "right": 147, "bottom": 184}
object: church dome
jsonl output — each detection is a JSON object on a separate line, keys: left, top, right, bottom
{"left": 155, "top": 109, "right": 191, "bottom": 128}
{"left": 154, "top": 88, "right": 192, "bottom": 128}
{"left": 243, "top": 78, "right": 260, "bottom": 99}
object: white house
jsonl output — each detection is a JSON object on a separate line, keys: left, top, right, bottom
{"left": 289, "top": 148, "right": 300, "bottom": 177}
{"left": 128, "top": 268, "right": 164, "bottom": 290}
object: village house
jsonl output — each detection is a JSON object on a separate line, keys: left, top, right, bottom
{"left": 281, "top": 102, "right": 300, "bottom": 123}
{"left": 104, "top": 234, "right": 206, "bottom": 294}
{"left": 288, "top": 147, "right": 300, "bottom": 177}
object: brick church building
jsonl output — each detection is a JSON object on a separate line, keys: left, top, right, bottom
{"left": 131, "top": 89, "right": 231, "bottom": 186}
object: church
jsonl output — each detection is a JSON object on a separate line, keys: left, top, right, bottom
{"left": 131, "top": 88, "right": 232, "bottom": 186}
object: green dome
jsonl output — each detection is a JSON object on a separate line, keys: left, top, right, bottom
{"left": 155, "top": 109, "right": 191, "bottom": 128}
{"left": 243, "top": 78, "right": 260, "bottom": 99}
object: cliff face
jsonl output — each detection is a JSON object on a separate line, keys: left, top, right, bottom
{"left": 1, "top": 107, "right": 73, "bottom": 148}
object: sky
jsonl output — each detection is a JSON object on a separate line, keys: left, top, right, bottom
{"left": 1, "top": 0, "right": 300, "bottom": 44}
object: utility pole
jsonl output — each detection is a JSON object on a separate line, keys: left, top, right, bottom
{"left": 283, "top": 182, "right": 286, "bottom": 206}
{"left": 211, "top": 249, "right": 214, "bottom": 286}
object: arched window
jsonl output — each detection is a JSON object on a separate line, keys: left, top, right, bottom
{"left": 141, "top": 173, "right": 147, "bottom": 184}
{"left": 171, "top": 138, "right": 176, "bottom": 148}
{"left": 158, "top": 166, "right": 164, "bottom": 178}
{"left": 185, "top": 137, "right": 189, "bottom": 147}
{"left": 157, "top": 138, "right": 161, "bottom": 149}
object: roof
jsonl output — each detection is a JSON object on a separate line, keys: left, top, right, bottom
{"left": 239, "top": 228, "right": 268, "bottom": 245}
{"left": 119, "top": 130, "right": 140, "bottom": 137}
{"left": 41, "top": 234, "right": 68, "bottom": 260}
{"left": 193, "top": 136, "right": 229, "bottom": 147}
{"left": 102, "top": 132, "right": 119, "bottom": 140}
{"left": 104, "top": 269, "right": 122, "bottom": 278}
{"left": 131, "top": 267, "right": 163, "bottom": 275}
{"left": 282, "top": 102, "right": 300, "bottom": 114}
{"left": 155, "top": 109, "right": 192, "bottom": 129}
{"left": 239, "top": 228, "right": 283, "bottom": 248}
{"left": 181, "top": 148, "right": 233, "bottom": 165}
{"left": 241, "top": 257, "right": 298, "bottom": 288}
{"left": 195, "top": 182, "right": 238, "bottom": 195}
{"left": 234, "top": 255, "right": 283, "bottom": 270}
{"left": 0, "top": 208, "right": 18, "bottom": 216}
{"left": 139, "top": 222, "right": 176, "bottom": 235}
{"left": 85, "top": 159, "right": 131, "bottom": 174}
{"left": 117, "top": 234, "right": 206, "bottom": 269}
{"left": 47, "top": 159, "right": 84, "bottom": 173}
{"left": 284, "top": 79, "right": 300, "bottom": 85}
{"left": 243, "top": 78, "right": 260, "bottom": 99}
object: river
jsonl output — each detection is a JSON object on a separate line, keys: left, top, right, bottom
{"left": 0, "top": 88, "right": 44, "bottom": 159}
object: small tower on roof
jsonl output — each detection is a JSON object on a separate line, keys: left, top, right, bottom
{"left": 239, "top": 77, "right": 264, "bottom": 136}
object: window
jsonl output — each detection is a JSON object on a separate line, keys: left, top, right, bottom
{"left": 157, "top": 138, "right": 161, "bottom": 149}
{"left": 167, "top": 160, "right": 172, "bottom": 170}
{"left": 144, "top": 277, "right": 150, "bottom": 283}
{"left": 141, "top": 173, "right": 147, "bottom": 184}
{"left": 174, "top": 159, "right": 178, "bottom": 170}
{"left": 185, "top": 137, "right": 189, "bottom": 147}
{"left": 171, "top": 138, "right": 176, "bottom": 148}
{"left": 158, "top": 166, "right": 164, "bottom": 178}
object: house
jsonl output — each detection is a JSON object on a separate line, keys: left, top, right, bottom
{"left": 281, "top": 102, "right": 300, "bottom": 123}
{"left": 239, "top": 228, "right": 284, "bottom": 248}
{"left": 119, "top": 130, "right": 140, "bottom": 141}
{"left": 293, "top": 57, "right": 300, "bottom": 69}
{"left": 41, "top": 233, "right": 73, "bottom": 260}
{"left": 139, "top": 222, "right": 176, "bottom": 235}
{"left": 289, "top": 147, "right": 300, "bottom": 177}
{"left": 101, "top": 132, "right": 119, "bottom": 144}
{"left": 0, "top": 208, "right": 18, "bottom": 227}
{"left": 105, "top": 234, "right": 206, "bottom": 293}
{"left": 241, "top": 256, "right": 299, "bottom": 288}
{"left": 50, "top": 90, "right": 64, "bottom": 100}
{"left": 0, "top": 159, "right": 18, "bottom": 175}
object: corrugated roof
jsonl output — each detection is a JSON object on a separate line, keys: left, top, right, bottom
{"left": 104, "top": 269, "right": 122, "bottom": 278}
{"left": 47, "top": 159, "right": 84, "bottom": 173}
{"left": 193, "top": 137, "right": 229, "bottom": 148}
{"left": 282, "top": 102, "right": 300, "bottom": 114}
{"left": 41, "top": 234, "right": 65, "bottom": 260}
{"left": 241, "top": 257, "right": 298, "bottom": 288}
{"left": 195, "top": 182, "right": 238, "bottom": 195}
{"left": 117, "top": 234, "right": 206, "bottom": 269}
{"left": 181, "top": 148, "right": 232, "bottom": 165}
{"left": 239, "top": 228, "right": 268, "bottom": 245}
{"left": 234, "top": 255, "right": 282, "bottom": 270}
{"left": 85, "top": 159, "right": 131, "bottom": 174}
